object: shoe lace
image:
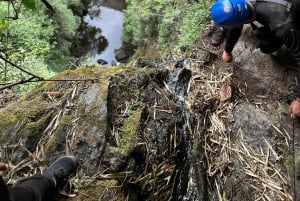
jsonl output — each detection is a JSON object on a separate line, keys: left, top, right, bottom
{"left": 55, "top": 168, "right": 68, "bottom": 178}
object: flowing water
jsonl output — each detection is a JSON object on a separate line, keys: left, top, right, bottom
{"left": 166, "top": 59, "right": 201, "bottom": 200}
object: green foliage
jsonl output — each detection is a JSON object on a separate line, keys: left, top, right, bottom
{"left": 124, "top": 0, "right": 214, "bottom": 49}
{"left": 123, "top": 0, "right": 172, "bottom": 44}
{"left": 42, "top": 0, "right": 82, "bottom": 72}
{"left": 8, "top": 11, "right": 54, "bottom": 57}
{"left": 157, "top": 5, "right": 181, "bottom": 47}
{"left": 51, "top": 0, "right": 80, "bottom": 39}
{"left": 178, "top": 2, "right": 212, "bottom": 47}
{"left": 22, "top": 0, "right": 36, "bottom": 10}
{"left": 0, "top": 0, "right": 86, "bottom": 93}
{"left": 0, "top": 2, "right": 9, "bottom": 31}
{"left": 0, "top": 19, "right": 8, "bottom": 30}
{"left": 0, "top": 2, "right": 56, "bottom": 92}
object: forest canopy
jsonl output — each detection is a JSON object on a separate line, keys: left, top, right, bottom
{"left": 0, "top": 0, "right": 85, "bottom": 92}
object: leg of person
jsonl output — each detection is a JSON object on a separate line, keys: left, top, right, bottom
{"left": 8, "top": 156, "right": 78, "bottom": 201}
{"left": 256, "top": 39, "right": 283, "bottom": 54}
{"left": 211, "top": 26, "right": 227, "bottom": 46}
{"left": 0, "top": 176, "right": 10, "bottom": 201}
{"left": 254, "top": 27, "right": 283, "bottom": 54}
{"left": 8, "top": 176, "right": 56, "bottom": 201}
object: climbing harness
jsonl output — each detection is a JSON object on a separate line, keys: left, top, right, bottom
{"left": 249, "top": 0, "right": 292, "bottom": 11}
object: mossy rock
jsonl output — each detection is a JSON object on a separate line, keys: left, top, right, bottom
{"left": 59, "top": 179, "right": 126, "bottom": 201}
{"left": 118, "top": 109, "right": 142, "bottom": 155}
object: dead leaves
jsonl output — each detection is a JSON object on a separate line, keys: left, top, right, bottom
{"left": 43, "top": 91, "right": 62, "bottom": 98}
{"left": 220, "top": 82, "right": 232, "bottom": 102}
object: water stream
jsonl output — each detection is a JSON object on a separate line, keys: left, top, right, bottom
{"left": 166, "top": 59, "right": 201, "bottom": 200}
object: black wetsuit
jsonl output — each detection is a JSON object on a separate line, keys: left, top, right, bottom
{"left": 0, "top": 176, "right": 56, "bottom": 201}
{"left": 224, "top": 0, "right": 300, "bottom": 67}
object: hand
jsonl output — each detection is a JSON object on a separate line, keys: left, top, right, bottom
{"left": 222, "top": 51, "right": 233, "bottom": 63}
{"left": 289, "top": 98, "right": 300, "bottom": 119}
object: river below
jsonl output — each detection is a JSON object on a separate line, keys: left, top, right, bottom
{"left": 71, "top": 1, "right": 126, "bottom": 66}
{"left": 83, "top": 5, "right": 124, "bottom": 66}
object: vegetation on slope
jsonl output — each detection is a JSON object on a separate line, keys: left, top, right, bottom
{"left": 0, "top": 0, "right": 88, "bottom": 92}
{"left": 123, "top": 0, "right": 214, "bottom": 49}
{"left": 0, "top": 0, "right": 214, "bottom": 93}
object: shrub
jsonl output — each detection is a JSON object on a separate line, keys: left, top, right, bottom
{"left": 123, "top": 0, "right": 214, "bottom": 50}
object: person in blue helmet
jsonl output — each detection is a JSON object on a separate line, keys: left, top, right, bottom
{"left": 210, "top": 0, "right": 300, "bottom": 118}
{"left": 0, "top": 156, "right": 78, "bottom": 201}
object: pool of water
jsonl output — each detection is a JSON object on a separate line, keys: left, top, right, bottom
{"left": 83, "top": 5, "right": 124, "bottom": 66}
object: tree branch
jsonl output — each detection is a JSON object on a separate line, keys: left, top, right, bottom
{"left": 41, "top": 0, "right": 55, "bottom": 13}
{"left": 0, "top": 54, "right": 43, "bottom": 80}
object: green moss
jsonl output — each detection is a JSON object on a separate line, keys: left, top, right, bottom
{"left": 99, "top": 79, "right": 109, "bottom": 103}
{"left": 77, "top": 104, "right": 101, "bottom": 126}
{"left": 3, "top": 95, "right": 52, "bottom": 130}
{"left": 119, "top": 109, "right": 142, "bottom": 155}
{"left": 0, "top": 109, "right": 18, "bottom": 129}
{"left": 21, "top": 66, "right": 123, "bottom": 102}
{"left": 15, "top": 113, "right": 52, "bottom": 149}
{"left": 0, "top": 99, "right": 51, "bottom": 129}
{"left": 45, "top": 115, "right": 73, "bottom": 153}
{"left": 60, "top": 179, "right": 126, "bottom": 201}
{"left": 23, "top": 116, "right": 48, "bottom": 135}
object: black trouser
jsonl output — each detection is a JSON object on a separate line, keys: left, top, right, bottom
{"left": 253, "top": 26, "right": 283, "bottom": 54}
{"left": 1, "top": 176, "right": 56, "bottom": 201}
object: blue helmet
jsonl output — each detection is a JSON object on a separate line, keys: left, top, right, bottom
{"left": 211, "top": 0, "right": 250, "bottom": 27}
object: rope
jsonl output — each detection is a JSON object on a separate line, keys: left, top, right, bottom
{"left": 0, "top": 54, "right": 43, "bottom": 79}
{"left": 0, "top": 52, "right": 102, "bottom": 91}
{"left": 292, "top": 118, "right": 296, "bottom": 201}
{"left": 0, "top": 77, "right": 101, "bottom": 91}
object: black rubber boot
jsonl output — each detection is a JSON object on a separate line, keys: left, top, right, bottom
{"left": 42, "top": 156, "right": 78, "bottom": 188}
{"left": 211, "top": 26, "right": 226, "bottom": 46}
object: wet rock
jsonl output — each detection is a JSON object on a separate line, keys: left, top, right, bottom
{"left": 100, "top": 0, "right": 126, "bottom": 11}
{"left": 115, "top": 48, "right": 129, "bottom": 62}
{"left": 0, "top": 64, "right": 199, "bottom": 200}
{"left": 96, "top": 36, "right": 108, "bottom": 54}
{"left": 97, "top": 59, "right": 108, "bottom": 65}
{"left": 232, "top": 103, "right": 276, "bottom": 154}
{"left": 0, "top": 67, "right": 119, "bottom": 179}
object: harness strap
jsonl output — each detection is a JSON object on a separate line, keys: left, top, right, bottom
{"left": 249, "top": 0, "right": 292, "bottom": 11}
{"left": 292, "top": 119, "right": 296, "bottom": 201}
